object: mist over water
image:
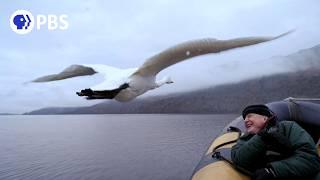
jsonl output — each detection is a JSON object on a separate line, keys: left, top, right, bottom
{"left": 0, "top": 114, "right": 236, "bottom": 180}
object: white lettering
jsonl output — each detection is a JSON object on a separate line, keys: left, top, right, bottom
{"left": 47, "top": 15, "right": 58, "bottom": 30}
{"left": 59, "top": 15, "right": 69, "bottom": 30}
{"left": 36, "top": 15, "right": 46, "bottom": 29}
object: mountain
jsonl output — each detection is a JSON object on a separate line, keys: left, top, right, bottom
{"left": 0, "top": 113, "right": 17, "bottom": 115}
{"left": 281, "top": 44, "right": 320, "bottom": 71}
{"left": 25, "top": 67, "right": 320, "bottom": 115}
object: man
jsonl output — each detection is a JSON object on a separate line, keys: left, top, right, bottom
{"left": 231, "top": 104, "right": 320, "bottom": 180}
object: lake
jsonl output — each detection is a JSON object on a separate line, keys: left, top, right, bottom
{"left": 0, "top": 114, "right": 237, "bottom": 180}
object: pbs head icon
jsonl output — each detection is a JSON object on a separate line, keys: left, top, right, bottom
{"left": 10, "top": 10, "right": 34, "bottom": 35}
{"left": 10, "top": 10, "right": 69, "bottom": 35}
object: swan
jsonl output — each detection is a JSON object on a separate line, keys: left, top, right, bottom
{"left": 32, "top": 31, "right": 292, "bottom": 102}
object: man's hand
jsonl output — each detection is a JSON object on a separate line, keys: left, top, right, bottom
{"left": 251, "top": 167, "right": 276, "bottom": 180}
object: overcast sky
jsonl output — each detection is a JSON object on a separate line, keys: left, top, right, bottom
{"left": 1, "top": 0, "right": 320, "bottom": 113}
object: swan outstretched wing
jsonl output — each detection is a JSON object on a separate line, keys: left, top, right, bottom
{"left": 132, "top": 31, "right": 293, "bottom": 77}
{"left": 31, "top": 64, "right": 136, "bottom": 90}
{"left": 32, "top": 64, "right": 97, "bottom": 82}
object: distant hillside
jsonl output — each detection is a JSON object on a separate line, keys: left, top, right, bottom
{"left": 281, "top": 44, "right": 320, "bottom": 71}
{"left": 25, "top": 67, "right": 320, "bottom": 115}
{"left": 0, "top": 113, "right": 17, "bottom": 115}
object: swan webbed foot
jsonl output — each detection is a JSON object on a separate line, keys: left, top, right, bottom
{"left": 119, "top": 83, "right": 129, "bottom": 90}
{"left": 76, "top": 88, "right": 94, "bottom": 96}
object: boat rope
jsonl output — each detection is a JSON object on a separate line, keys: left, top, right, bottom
{"left": 287, "top": 98, "right": 303, "bottom": 123}
{"left": 212, "top": 150, "right": 253, "bottom": 176}
{"left": 211, "top": 126, "right": 241, "bottom": 152}
{"left": 285, "top": 97, "right": 320, "bottom": 101}
{"left": 211, "top": 126, "right": 253, "bottom": 176}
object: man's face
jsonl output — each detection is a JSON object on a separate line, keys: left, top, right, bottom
{"left": 244, "top": 113, "right": 268, "bottom": 134}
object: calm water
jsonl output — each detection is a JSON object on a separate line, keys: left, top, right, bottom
{"left": 0, "top": 114, "right": 237, "bottom": 180}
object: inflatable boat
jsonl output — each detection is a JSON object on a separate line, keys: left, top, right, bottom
{"left": 191, "top": 98, "right": 320, "bottom": 180}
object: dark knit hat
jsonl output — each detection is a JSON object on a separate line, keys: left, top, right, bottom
{"left": 242, "top": 104, "right": 273, "bottom": 119}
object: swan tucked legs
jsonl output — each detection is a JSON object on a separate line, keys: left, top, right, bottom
{"left": 76, "top": 83, "right": 130, "bottom": 99}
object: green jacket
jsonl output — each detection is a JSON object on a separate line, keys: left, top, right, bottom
{"left": 231, "top": 121, "right": 320, "bottom": 178}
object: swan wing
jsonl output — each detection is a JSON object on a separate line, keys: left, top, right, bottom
{"left": 31, "top": 64, "right": 97, "bottom": 82}
{"left": 132, "top": 31, "right": 293, "bottom": 77}
{"left": 31, "top": 63, "right": 136, "bottom": 90}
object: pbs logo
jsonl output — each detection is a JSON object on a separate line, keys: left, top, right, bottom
{"left": 10, "top": 10, "right": 34, "bottom": 34}
{"left": 10, "top": 10, "right": 69, "bottom": 35}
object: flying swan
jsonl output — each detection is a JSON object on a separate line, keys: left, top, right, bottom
{"left": 32, "top": 31, "right": 292, "bottom": 102}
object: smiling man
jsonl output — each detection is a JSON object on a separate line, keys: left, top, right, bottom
{"left": 231, "top": 104, "right": 320, "bottom": 180}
